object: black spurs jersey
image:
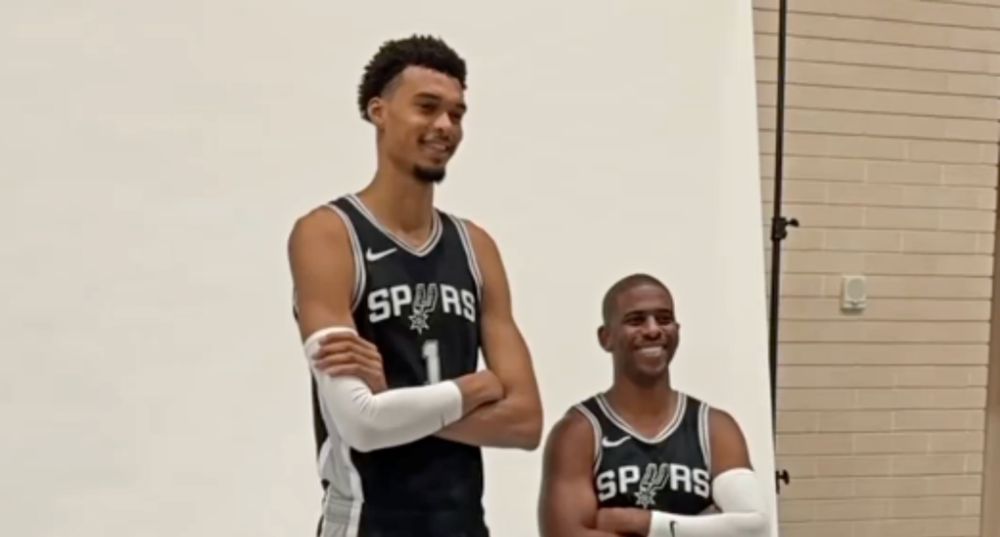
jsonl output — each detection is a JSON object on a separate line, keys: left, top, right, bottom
{"left": 574, "top": 392, "right": 715, "bottom": 516}
{"left": 298, "top": 194, "right": 488, "bottom": 537}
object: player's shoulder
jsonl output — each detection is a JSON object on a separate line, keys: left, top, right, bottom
{"left": 291, "top": 202, "right": 347, "bottom": 239}
{"left": 442, "top": 211, "right": 494, "bottom": 248}
{"left": 545, "top": 405, "right": 597, "bottom": 454}
{"left": 682, "top": 392, "right": 735, "bottom": 423}
{"left": 553, "top": 393, "right": 608, "bottom": 439}
{"left": 708, "top": 405, "right": 742, "bottom": 437}
{"left": 540, "top": 404, "right": 602, "bottom": 478}
{"left": 678, "top": 390, "right": 718, "bottom": 413}
{"left": 681, "top": 393, "right": 744, "bottom": 440}
{"left": 438, "top": 211, "right": 507, "bottom": 276}
{"left": 288, "top": 200, "right": 351, "bottom": 251}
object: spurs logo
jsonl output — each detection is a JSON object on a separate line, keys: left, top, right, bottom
{"left": 634, "top": 463, "right": 669, "bottom": 508}
{"left": 408, "top": 283, "right": 439, "bottom": 334}
{"left": 367, "top": 282, "right": 474, "bottom": 326}
{"left": 596, "top": 463, "right": 711, "bottom": 503}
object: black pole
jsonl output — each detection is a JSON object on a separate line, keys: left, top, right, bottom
{"left": 769, "top": 0, "right": 795, "bottom": 495}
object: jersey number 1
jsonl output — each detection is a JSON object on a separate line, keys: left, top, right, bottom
{"left": 422, "top": 339, "right": 441, "bottom": 384}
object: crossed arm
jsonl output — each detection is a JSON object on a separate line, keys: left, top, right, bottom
{"left": 538, "top": 410, "right": 632, "bottom": 537}
{"left": 432, "top": 220, "right": 543, "bottom": 450}
{"left": 287, "top": 208, "right": 542, "bottom": 452}
{"left": 538, "top": 406, "right": 770, "bottom": 537}
{"left": 288, "top": 209, "right": 503, "bottom": 452}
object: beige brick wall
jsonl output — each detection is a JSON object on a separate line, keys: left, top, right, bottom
{"left": 752, "top": 1, "right": 999, "bottom": 536}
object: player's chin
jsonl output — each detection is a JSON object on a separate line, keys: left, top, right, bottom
{"left": 626, "top": 365, "right": 669, "bottom": 387}
{"left": 639, "top": 362, "right": 669, "bottom": 377}
{"left": 629, "top": 353, "right": 670, "bottom": 379}
{"left": 412, "top": 162, "right": 448, "bottom": 184}
{"left": 422, "top": 155, "right": 451, "bottom": 171}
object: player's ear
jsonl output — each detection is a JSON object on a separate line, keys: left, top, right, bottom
{"left": 367, "top": 97, "right": 386, "bottom": 128}
{"left": 597, "top": 325, "right": 612, "bottom": 352}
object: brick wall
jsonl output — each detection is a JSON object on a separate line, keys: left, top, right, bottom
{"left": 752, "top": 1, "right": 1000, "bottom": 536}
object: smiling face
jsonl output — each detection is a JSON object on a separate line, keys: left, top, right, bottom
{"left": 367, "top": 65, "right": 466, "bottom": 183}
{"left": 598, "top": 281, "right": 680, "bottom": 387}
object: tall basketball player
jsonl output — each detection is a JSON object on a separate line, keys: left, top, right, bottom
{"left": 287, "top": 35, "right": 543, "bottom": 537}
{"left": 537, "top": 274, "right": 768, "bottom": 537}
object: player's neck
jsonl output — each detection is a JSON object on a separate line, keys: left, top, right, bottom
{"left": 607, "top": 379, "right": 678, "bottom": 420}
{"left": 359, "top": 169, "right": 436, "bottom": 245}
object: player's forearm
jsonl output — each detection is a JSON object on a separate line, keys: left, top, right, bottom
{"left": 306, "top": 327, "right": 464, "bottom": 452}
{"left": 313, "top": 371, "right": 463, "bottom": 452}
{"left": 543, "top": 526, "right": 626, "bottom": 537}
{"left": 626, "top": 468, "right": 770, "bottom": 537}
{"left": 556, "top": 525, "right": 628, "bottom": 537}
{"left": 600, "top": 507, "right": 767, "bottom": 537}
{"left": 647, "top": 467, "right": 768, "bottom": 537}
{"left": 646, "top": 511, "right": 767, "bottom": 537}
{"left": 540, "top": 514, "right": 630, "bottom": 537}
{"left": 435, "top": 391, "right": 542, "bottom": 449}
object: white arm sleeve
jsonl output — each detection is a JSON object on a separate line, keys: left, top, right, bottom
{"left": 648, "top": 468, "right": 769, "bottom": 537}
{"left": 305, "top": 326, "right": 464, "bottom": 452}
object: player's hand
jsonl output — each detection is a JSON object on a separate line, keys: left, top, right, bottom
{"left": 596, "top": 507, "right": 651, "bottom": 536}
{"left": 311, "top": 331, "right": 387, "bottom": 393}
{"left": 479, "top": 370, "right": 504, "bottom": 402}
{"left": 453, "top": 370, "right": 504, "bottom": 413}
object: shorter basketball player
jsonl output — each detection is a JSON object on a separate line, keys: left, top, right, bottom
{"left": 537, "top": 274, "right": 769, "bottom": 537}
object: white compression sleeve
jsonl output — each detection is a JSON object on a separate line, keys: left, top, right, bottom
{"left": 647, "top": 468, "right": 768, "bottom": 537}
{"left": 305, "top": 326, "right": 464, "bottom": 452}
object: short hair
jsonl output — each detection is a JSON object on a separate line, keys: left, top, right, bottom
{"left": 601, "top": 273, "right": 670, "bottom": 324}
{"left": 357, "top": 34, "right": 467, "bottom": 122}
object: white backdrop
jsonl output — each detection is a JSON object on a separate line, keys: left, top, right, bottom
{"left": 1, "top": 1, "right": 776, "bottom": 536}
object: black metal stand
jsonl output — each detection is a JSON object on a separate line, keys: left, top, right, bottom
{"left": 769, "top": 0, "right": 795, "bottom": 496}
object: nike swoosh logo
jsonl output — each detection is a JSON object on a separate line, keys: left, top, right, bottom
{"left": 365, "top": 247, "right": 397, "bottom": 262}
{"left": 601, "top": 436, "right": 630, "bottom": 448}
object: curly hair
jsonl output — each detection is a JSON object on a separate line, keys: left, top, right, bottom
{"left": 357, "top": 34, "right": 467, "bottom": 122}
